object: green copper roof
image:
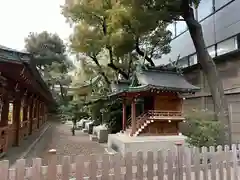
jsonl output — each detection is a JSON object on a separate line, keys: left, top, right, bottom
{"left": 108, "top": 67, "right": 200, "bottom": 97}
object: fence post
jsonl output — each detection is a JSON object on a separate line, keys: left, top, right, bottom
{"left": 175, "top": 142, "right": 183, "bottom": 180}
{"left": 47, "top": 149, "right": 57, "bottom": 180}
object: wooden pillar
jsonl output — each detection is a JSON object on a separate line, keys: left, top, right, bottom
{"left": 12, "top": 90, "right": 21, "bottom": 146}
{"left": 1, "top": 87, "right": 9, "bottom": 126}
{"left": 39, "top": 102, "right": 43, "bottom": 126}
{"left": 0, "top": 86, "right": 9, "bottom": 153}
{"left": 28, "top": 95, "right": 34, "bottom": 135}
{"left": 22, "top": 94, "right": 28, "bottom": 122}
{"left": 44, "top": 104, "right": 48, "bottom": 122}
{"left": 33, "top": 97, "right": 37, "bottom": 131}
{"left": 36, "top": 99, "right": 40, "bottom": 129}
{"left": 122, "top": 100, "right": 126, "bottom": 131}
{"left": 131, "top": 98, "right": 136, "bottom": 135}
{"left": 22, "top": 93, "right": 28, "bottom": 138}
{"left": 42, "top": 103, "right": 44, "bottom": 123}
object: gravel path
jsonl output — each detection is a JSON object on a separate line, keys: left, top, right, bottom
{"left": 25, "top": 122, "right": 105, "bottom": 166}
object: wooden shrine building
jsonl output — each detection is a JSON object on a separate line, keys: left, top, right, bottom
{"left": 0, "top": 45, "right": 53, "bottom": 157}
{"left": 110, "top": 66, "right": 199, "bottom": 136}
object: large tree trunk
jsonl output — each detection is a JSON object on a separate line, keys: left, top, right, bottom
{"left": 182, "top": 2, "right": 231, "bottom": 144}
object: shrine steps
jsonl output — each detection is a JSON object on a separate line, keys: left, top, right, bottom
{"left": 133, "top": 119, "right": 154, "bottom": 136}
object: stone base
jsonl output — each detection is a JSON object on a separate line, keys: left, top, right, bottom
{"left": 82, "top": 129, "right": 88, "bottom": 133}
{"left": 82, "top": 120, "right": 91, "bottom": 129}
{"left": 93, "top": 125, "right": 109, "bottom": 143}
{"left": 90, "top": 135, "right": 98, "bottom": 142}
{"left": 88, "top": 123, "right": 94, "bottom": 134}
{"left": 107, "top": 133, "right": 187, "bottom": 158}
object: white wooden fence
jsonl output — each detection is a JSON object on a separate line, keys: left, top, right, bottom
{"left": 1, "top": 144, "right": 240, "bottom": 180}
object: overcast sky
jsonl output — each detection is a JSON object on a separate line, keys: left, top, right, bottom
{"left": 0, "top": 0, "right": 72, "bottom": 51}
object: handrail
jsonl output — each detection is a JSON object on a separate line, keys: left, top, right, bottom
{"left": 136, "top": 113, "right": 149, "bottom": 129}
{"left": 127, "top": 110, "right": 184, "bottom": 135}
{"left": 148, "top": 110, "right": 183, "bottom": 117}
{"left": 126, "top": 112, "right": 146, "bottom": 129}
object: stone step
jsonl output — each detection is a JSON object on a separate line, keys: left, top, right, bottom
{"left": 82, "top": 129, "right": 88, "bottom": 133}
{"left": 104, "top": 147, "right": 117, "bottom": 155}
{"left": 90, "top": 135, "right": 98, "bottom": 142}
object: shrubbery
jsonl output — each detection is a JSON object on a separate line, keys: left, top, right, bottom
{"left": 181, "top": 110, "right": 224, "bottom": 147}
{"left": 58, "top": 101, "right": 89, "bottom": 124}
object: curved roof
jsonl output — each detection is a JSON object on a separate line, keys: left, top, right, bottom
{"left": 136, "top": 69, "right": 200, "bottom": 92}
{"left": 0, "top": 45, "right": 54, "bottom": 102}
{"left": 108, "top": 66, "right": 200, "bottom": 97}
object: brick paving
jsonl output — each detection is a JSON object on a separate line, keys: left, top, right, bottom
{"left": 25, "top": 122, "right": 105, "bottom": 166}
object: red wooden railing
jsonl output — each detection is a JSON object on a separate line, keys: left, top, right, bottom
{"left": 126, "top": 110, "right": 184, "bottom": 135}
{"left": 148, "top": 110, "right": 183, "bottom": 117}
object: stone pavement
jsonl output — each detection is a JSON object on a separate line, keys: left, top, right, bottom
{"left": 24, "top": 122, "right": 105, "bottom": 166}
{"left": 1, "top": 123, "right": 50, "bottom": 167}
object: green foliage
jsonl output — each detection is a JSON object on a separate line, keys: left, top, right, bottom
{"left": 89, "top": 100, "right": 104, "bottom": 125}
{"left": 182, "top": 110, "right": 223, "bottom": 147}
{"left": 104, "top": 99, "right": 123, "bottom": 133}
{"left": 25, "top": 31, "right": 74, "bottom": 102}
{"left": 62, "top": 0, "right": 173, "bottom": 80}
{"left": 59, "top": 101, "right": 90, "bottom": 124}
{"left": 25, "top": 31, "right": 66, "bottom": 67}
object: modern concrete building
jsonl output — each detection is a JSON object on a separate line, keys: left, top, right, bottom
{"left": 156, "top": 0, "right": 240, "bottom": 143}
{"left": 157, "top": 0, "right": 239, "bottom": 67}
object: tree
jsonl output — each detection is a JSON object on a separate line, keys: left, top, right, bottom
{"left": 45, "top": 62, "right": 72, "bottom": 100}
{"left": 62, "top": 0, "right": 172, "bottom": 80}
{"left": 63, "top": 0, "right": 230, "bottom": 143}
{"left": 109, "top": 0, "right": 231, "bottom": 143}
{"left": 25, "top": 31, "right": 73, "bottom": 102}
{"left": 25, "top": 31, "right": 66, "bottom": 70}
{"left": 180, "top": 1, "right": 230, "bottom": 143}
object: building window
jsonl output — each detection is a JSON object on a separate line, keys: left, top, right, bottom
{"left": 189, "top": 54, "right": 198, "bottom": 65}
{"left": 197, "top": 0, "right": 214, "bottom": 21}
{"left": 215, "top": 0, "right": 232, "bottom": 10}
{"left": 217, "top": 37, "right": 237, "bottom": 56}
{"left": 177, "top": 57, "right": 189, "bottom": 68}
{"left": 176, "top": 17, "right": 187, "bottom": 36}
{"left": 207, "top": 45, "right": 216, "bottom": 58}
{"left": 166, "top": 23, "right": 176, "bottom": 38}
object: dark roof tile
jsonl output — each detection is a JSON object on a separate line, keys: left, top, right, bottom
{"left": 136, "top": 69, "right": 199, "bottom": 92}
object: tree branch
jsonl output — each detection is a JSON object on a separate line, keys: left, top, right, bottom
{"left": 127, "top": 53, "right": 133, "bottom": 77}
{"left": 89, "top": 55, "right": 111, "bottom": 85}
{"left": 135, "top": 38, "right": 155, "bottom": 66}
{"left": 149, "top": 39, "right": 161, "bottom": 59}
{"left": 101, "top": 17, "right": 129, "bottom": 79}
{"left": 107, "top": 62, "right": 128, "bottom": 79}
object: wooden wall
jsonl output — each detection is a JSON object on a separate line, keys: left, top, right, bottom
{"left": 154, "top": 93, "right": 181, "bottom": 111}
{"left": 140, "top": 121, "right": 178, "bottom": 136}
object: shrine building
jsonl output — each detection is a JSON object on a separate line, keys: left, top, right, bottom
{"left": 0, "top": 45, "right": 53, "bottom": 157}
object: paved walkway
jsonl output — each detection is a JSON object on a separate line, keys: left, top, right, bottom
{"left": 25, "top": 122, "right": 105, "bottom": 166}
{"left": 1, "top": 123, "right": 50, "bottom": 166}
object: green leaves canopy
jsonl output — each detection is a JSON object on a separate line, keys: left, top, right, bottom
{"left": 62, "top": 0, "right": 176, "bottom": 68}
{"left": 25, "top": 31, "right": 67, "bottom": 67}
